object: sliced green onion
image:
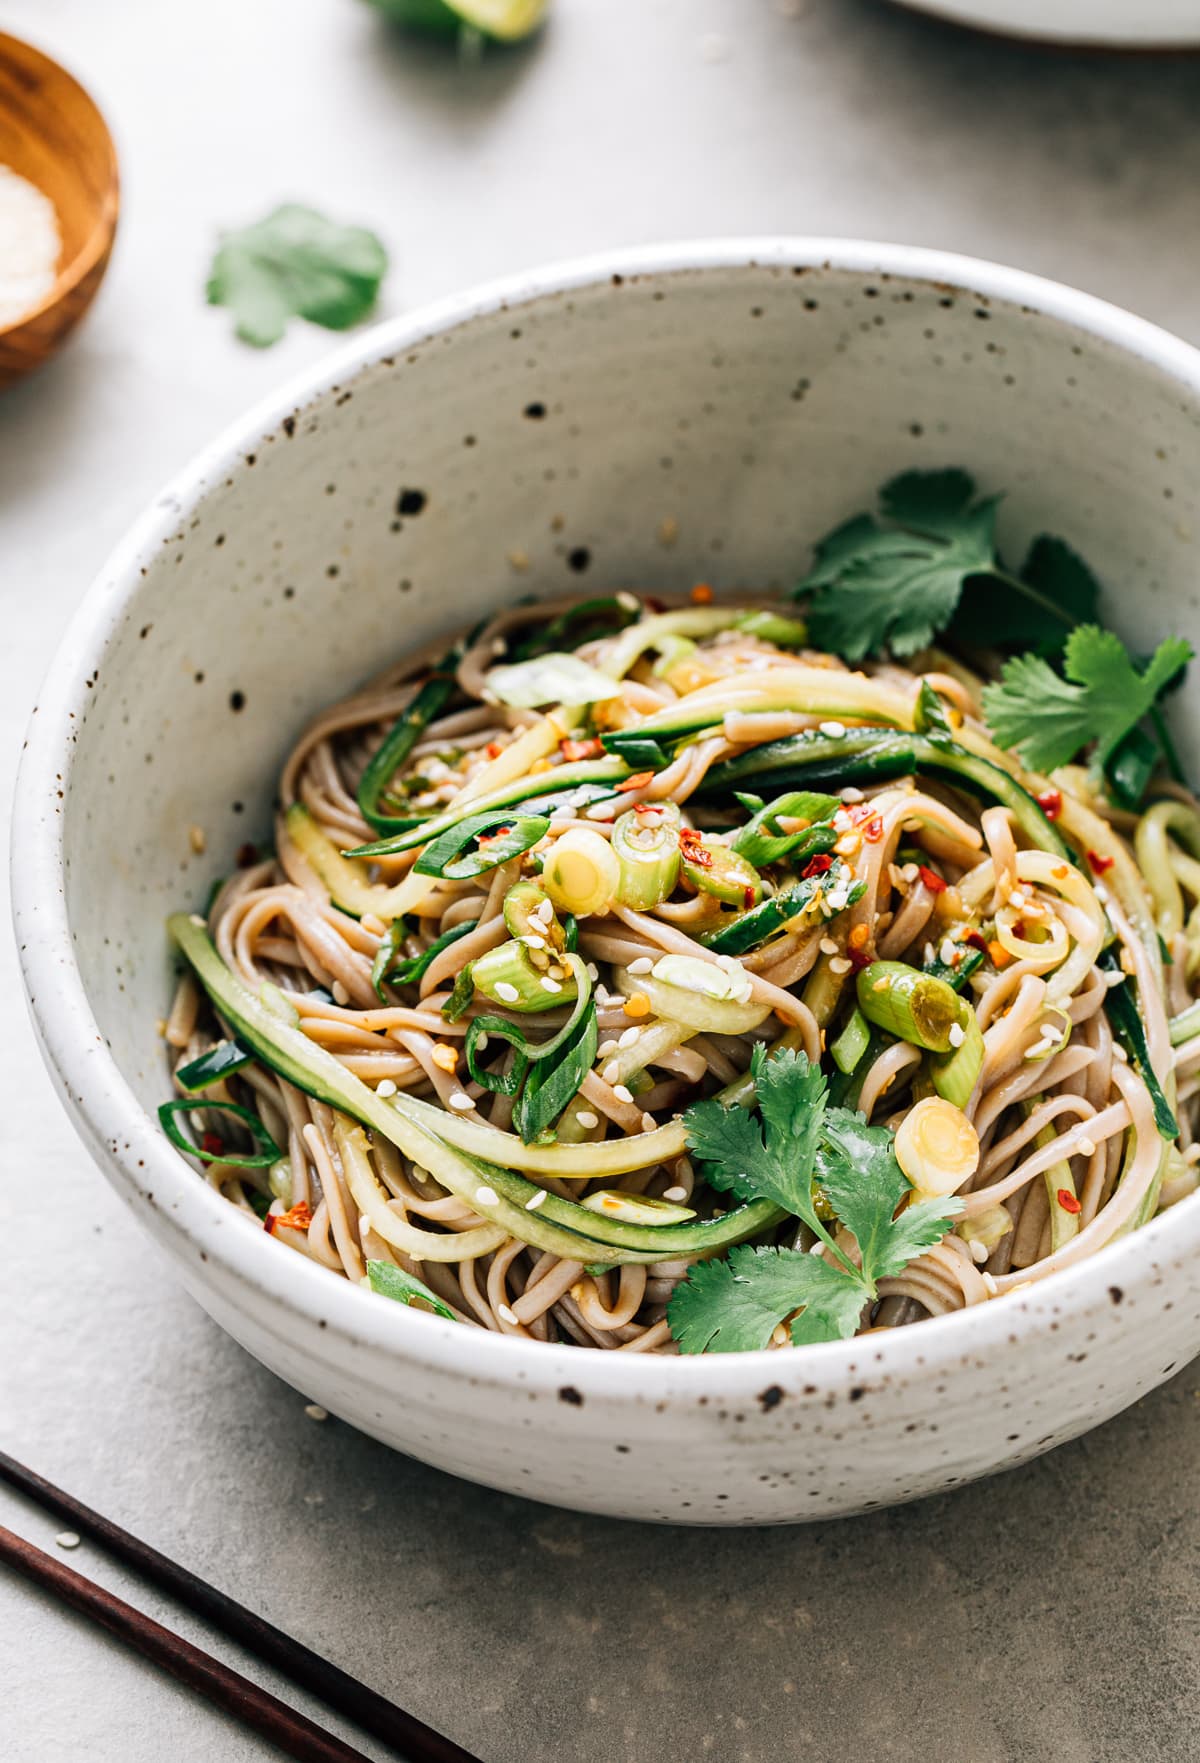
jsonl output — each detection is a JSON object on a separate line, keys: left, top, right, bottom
{"left": 612, "top": 803, "right": 680, "bottom": 909}
{"left": 442, "top": 965, "right": 476, "bottom": 1021}
{"left": 465, "top": 952, "right": 592, "bottom": 1090}
{"left": 357, "top": 645, "right": 463, "bottom": 836}
{"left": 912, "top": 678, "right": 953, "bottom": 737}
{"left": 503, "top": 879, "right": 566, "bottom": 949}
{"left": 541, "top": 828, "right": 620, "bottom": 917}
{"left": 614, "top": 958, "right": 770, "bottom": 1036}
{"left": 579, "top": 1191, "right": 697, "bottom": 1226}
{"left": 175, "top": 1040, "right": 251, "bottom": 1092}
{"left": 734, "top": 609, "right": 808, "bottom": 647}
{"left": 372, "top": 917, "right": 478, "bottom": 1000}
{"left": 1170, "top": 999, "right": 1200, "bottom": 1046}
{"left": 830, "top": 1008, "right": 871, "bottom": 1076}
{"left": 513, "top": 993, "right": 598, "bottom": 1143}
{"left": 894, "top": 1097, "right": 979, "bottom": 1198}
{"left": 413, "top": 810, "right": 549, "bottom": 880}
{"left": 485, "top": 652, "right": 622, "bottom": 710}
{"left": 930, "top": 1012, "right": 984, "bottom": 1107}
{"left": 857, "top": 962, "right": 969, "bottom": 1053}
{"left": 731, "top": 789, "right": 840, "bottom": 868}
{"left": 158, "top": 1098, "right": 282, "bottom": 1168}
{"left": 1099, "top": 948, "right": 1177, "bottom": 1138}
{"left": 471, "top": 938, "right": 578, "bottom": 1013}
{"left": 680, "top": 834, "right": 763, "bottom": 907}
{"left": 366, "top": 1260, "right": 459, "bottom": 1320}
{"left": 700, "top": 862, "right": 864, "bottom": 957}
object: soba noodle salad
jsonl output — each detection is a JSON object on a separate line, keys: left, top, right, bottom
{"left": 161, "top": 469, "right": 1200, "bottom": 1354}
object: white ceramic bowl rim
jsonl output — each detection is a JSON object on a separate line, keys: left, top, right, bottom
{"left": 16, "top": 235, "right": 1200, "bottom": 1404}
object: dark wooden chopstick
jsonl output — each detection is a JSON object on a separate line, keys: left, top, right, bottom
{"left": 0, "top": 1449, "right": 483, "bottom": 1763}
{"left": 0, "top": 1524, "right": 371, "bottom": 1763}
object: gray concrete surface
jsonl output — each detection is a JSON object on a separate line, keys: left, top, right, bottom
{"left": 3, "top": 1, "right": 1200, "bottom": 1758}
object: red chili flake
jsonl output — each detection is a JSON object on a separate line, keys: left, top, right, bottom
{"left": 1087, "top": 849, "right": 1115, "bottom": 876}
{"left": 1012, "top": 921, "right": 1027, "bottom": 939}
{"left": 477, "top": 825, "right": 511, "bottom": 845}
{"left": 690, "top": 581, "right": 714, "bottom": 605}
{"left": 1037, "top": 790, "right": 1063, "bottom": 821}
{"left": 742, "top": 885, "right": 756, "bottom": 909}
{"left": 634, "top": 802, "right": 661, "bottom": 818}
{"left": 235, "top": 843, "right": 258, "bottom": 869}
{"left": 680, "top": 828, "right": 713, "bottom": 867}
{"left": 274, "top": 1201, "right": 314, "bottom": 1233}
{"left": 862, "top": 814, "right": 884, "bottom": 844}
{"left": 918, "top": 865, "right": 947, "bottom": 894}
{"left": 802, "top": 853, "right": 833, "bottom": 878}
{"left": 1056, "top": 1189, "right": 1082, "bottom": 1215}
{"left": 848, "top": 945, "right": 873, "bottom": 973}
{"left": 618, "top": 771, "right": 655, "bottom": 793}
{"left": 560, "top": 737, "right": 601, "bottom": 762}
{"left": 485, "top": 741, "right": 505, "bottom": 760}
{"left": 201, "top": 1132, "right": 225, "bottom": 1156}
{"left": 964, "top": 929, "right": 988, "bottom": 952}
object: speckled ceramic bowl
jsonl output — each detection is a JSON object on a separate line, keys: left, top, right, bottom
{"left": 15, "top": 240, "right": 1200, "bottom": 1524}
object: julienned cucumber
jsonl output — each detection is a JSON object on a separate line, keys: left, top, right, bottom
{"left": 345, "top": 755, "right": 630, "bottom": 860}
{"left": 285, "top": 804, "right": 417, "bottom": 920}
{"left": 165, "top": 914, "right": 781, "bottom": 1262}
{"left": 701, "top": 729, "right": 1071, "bottom": 861}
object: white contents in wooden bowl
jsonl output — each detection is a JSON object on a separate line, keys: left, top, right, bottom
{"left": 0, "top": 164, "right": 61, "bottom": 328}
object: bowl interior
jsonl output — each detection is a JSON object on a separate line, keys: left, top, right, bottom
{"left": 49, "top": 256, "right": 1200, "bottom": 1186}
{"left": 0, "top": 31, "right": 118, "bottom": 332}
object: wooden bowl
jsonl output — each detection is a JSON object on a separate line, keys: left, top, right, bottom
{"left": 0, "top": 33, "right": 119, "bottom": 390}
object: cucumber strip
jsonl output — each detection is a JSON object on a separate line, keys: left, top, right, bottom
{"left": 166, "top": 914, "right": 781, "bottom": 1261}
{"left": 175, "top": 1039, "right": 251, "bottom": 1092}
{"left": 1169, "top": 999, "right": 1200, "bottom": 1047}
{"left": 702, "top": 729, "right": 1070, "bottom": 860}
{"left": 700, "top": 863, "right": 865, "bottom": 956}
{"left": 345, "top": 756, "right": 629, "bottom": 860}
{"left": 357, "top": 651, "right": 463, "bottom": 836}
{"left": 1098, "top": 949, "right": 1177, "bottom": 1139}
{"left": 285, "top": 804, "right": 419, "bottom": 920}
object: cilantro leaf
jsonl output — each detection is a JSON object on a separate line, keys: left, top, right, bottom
{"left": 666, "top": 1244, "right": 866, "bottom": 1354}
{"left": 682, "top": 1045, "right": 827, "bottom": 1228}
{"left": 799, "top": 471, "right": 1000, "bottom": 661}
{"left": 815, "top": 1112, "right": 958, "bottom": 1284}
{"left": 207, "top": 204, "right": 388, "bottom": 348}
{"left": 949, "top": 533, "right": 1100, "bottom": 654}
{"left": 981, "top": 625, "right": 1193, "bottom": 778}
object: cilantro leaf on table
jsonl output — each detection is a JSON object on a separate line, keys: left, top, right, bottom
{"left": 667, "top": 1245, "right": 867, "bottom": 1355}
{"left": 667, "top": 1048, "right": 959, "bottom": 1354}
{"left": 207, "top": 204, "right": 389, "bottom": 348}
{"left": 981, "top": 625, "right": 1193, "bottom": 780}
{"left": 799, "top": 470, "right": 1000, "bottom": 661}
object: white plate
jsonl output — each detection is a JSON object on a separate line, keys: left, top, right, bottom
{"left": 893, "top": 0, "right": 1200, "bottom": 47}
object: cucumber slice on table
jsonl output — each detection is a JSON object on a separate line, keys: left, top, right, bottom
{"left": 368, "top": 0, "right": 549, "bottom": 41}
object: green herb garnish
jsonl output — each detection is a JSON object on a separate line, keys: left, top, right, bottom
{"left": 981, "top": 625, "right": 1192, "bottom": 805}
{"left": 366, "top": 1260, "right": 458, "bottom": 1320}
{"left": 666, "top": 1048, "right": 957, "bottom": 1353}
{"left": 207, "top": 204, "right": 388, "bottom": 348}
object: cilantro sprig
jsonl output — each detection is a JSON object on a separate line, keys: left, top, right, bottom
{"left": 981, "top": 625, "right": 1192, "bottom": 809}
{"left": 666, "top": 1047, "right": 958, "bottom": 1354}
{"left": 208, "top": 204, "right": 389, "bottom": 348}
{"left": 796, "top": 469, "right": 1097, "bottom": 662}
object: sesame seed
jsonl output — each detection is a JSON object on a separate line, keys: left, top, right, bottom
{"left": 1094, "top": 883, "right": 1109, "bottom": 904}
{"left": 628, "top": 957, "right": 653, "bottom": 975}
{"left": 618, "top": 1026, "right": 640, "bottom": 1048}
{"left": 540, "top": 976, "right": 563, "bottom": 993}
{"left": 662, "top": 1185, "right": 688, "bottom": 1202}
{"left": 948, "top": 1022, "right": 966, "bottom": 1049}
{"left": 1078, "top": 1136, "right": 1097, "bottom": 1157}
{"left": 332, "top": 981, "right": 350, "bottom": 1005}
{"left": 55, "top": 1532, "right": 82, "bottom": 1550}
{"left": 449, "top": 1093, "right": 477, "bottom": 1112}
{"left": 715, "top": 954, "right": 741, "bottom": 971}
{"left": 940, "top": 939, "right": 957, "bottom": 966}
{"left": 376, "top": 1079, "right": 398, "bottom": 1097}
{"left": 189, "top": 825, "right": 207, "bottom": 855}
{"left": 923, "top": 943, "right": 935, "bottom": 965}
{"left": 1104, "top": 969, "right": 1126, "bottom": 989}
{"left": 576, "top": 1111, "right": 599, "bottom": 1129}
{"left": 475, "top": 1032, "right": 490, "bottom": 1052}
{"left": 1007, "top": 890, "right": 1025, "bottom": 910}
{"left": 587, "top": 802, "right": 617, "bottom": 822}
{"left": 586, "top": 962, "right": 600, "bottom": 981}
{"left": 536, "top": 897, "right": 555, "bottom": 923}
{"left": 612, "top": 1084, "right": 634, "bottom": 1104}
{"left": 189, "top": 913, "right": 206, "bottom": 928}
{"left": 304, "top": 1403, "right": 329, "bottom": 1422}
{"left": 497, "top": 1304, "right": 519, "bottom": 1326}
{"left": 819, "top": 937, "right": 838, "bottom": 956}
{"left": 617, "top": 591, "right": 640, "bottom": 612}
{"left": 522, "top": 933, "right": 547, "bottom": 950}
{"left": 495, "top": 981, "right": 520, "bottom": 1003}
{"left": 597, "top": 1039, "right": 619, "bottom": 1058}
{"left": 981, "top": 1272, "right": 999, "bottom": 1295}
{"left": 820, "top": 720, "right": 846, "bottom": 738}
{"left": 969, "top": 1241, "right": 989, "bottom": 1264}
{"left": 604, "top": 1060, "right": 622, "bottom": 1083}
{"left": 1114, "top": 1044, "right": 1128, "bottom": 1062}
{"left": 550, "top": 804, "right": 575, "bottom": 821}
{"left": 526, "top": 1190, "right": 548, "bottom": 1209}
{"left": 828, "top": 956, "right": 852, "bottom": 975}
{"left": 641, "top": 1112, "right": 658, "bottom": 1134}
{"left": 839, "top": 786, "right": 864, "bottom": 804}
{"left": 475, "top": 1185, "right": 498, "bottom": 1205}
